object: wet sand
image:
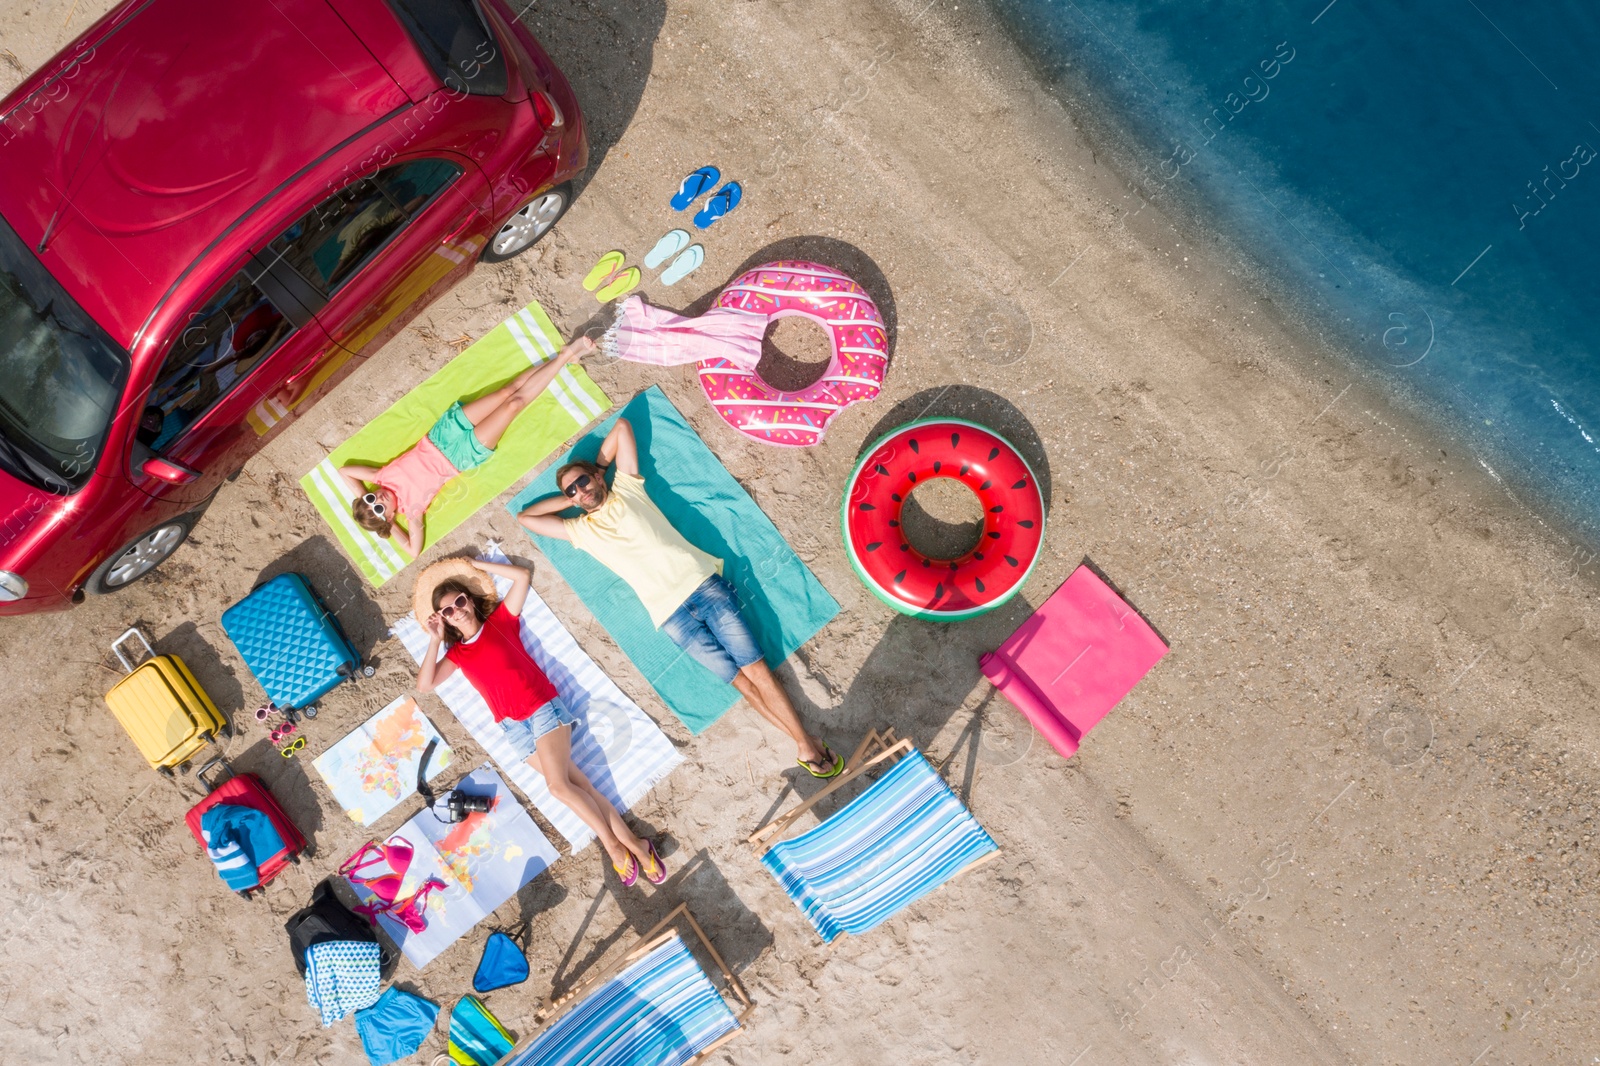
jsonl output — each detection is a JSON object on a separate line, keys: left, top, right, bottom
{"left": 2, "top": 1, "right": 1598, "bottom": 1064}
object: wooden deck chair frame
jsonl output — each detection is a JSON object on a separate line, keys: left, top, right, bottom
{"left": 513, "top": 903, "right": 754, "bottom": 1065}
{"left": 747, "top": 728, "right": 1002, "bottom": 890}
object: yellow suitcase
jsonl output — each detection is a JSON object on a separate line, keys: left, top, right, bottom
{"left": 104, "top": 628, "right": 229, "bottom": 776}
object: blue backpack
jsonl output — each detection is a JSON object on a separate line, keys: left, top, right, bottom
{"left": 472, "top": 930, "right": 530, "bottom": 993}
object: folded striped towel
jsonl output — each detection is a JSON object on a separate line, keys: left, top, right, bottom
{"left": 199, "top": 803, "right": 285, "bottom": 891}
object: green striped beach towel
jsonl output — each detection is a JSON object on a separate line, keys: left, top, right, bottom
{"left": 302, "top": 301, "right": 609, "bottom": 587}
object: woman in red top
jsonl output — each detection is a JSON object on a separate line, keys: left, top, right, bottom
{"left": 416, "top": 557, "right": 665, "bottom": 887}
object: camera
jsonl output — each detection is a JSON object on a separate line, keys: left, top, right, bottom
{"left": 443, "top": 789, "right": 492, "bottom": 823}
{"left": 416, "top": 738, "right": 493, "bottom": 822}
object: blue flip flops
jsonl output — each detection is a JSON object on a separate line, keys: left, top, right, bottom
{"left": 670, "top": 167, "right": 720, "bottom": 211}
{"left": 693, "top": 182, "right": 742, "bottom": 230}
{"left": 644, "top": 228, "right": 692, "bottom": 269}
{"left": 660, "top": 244, "right": 704, "bottom": 286}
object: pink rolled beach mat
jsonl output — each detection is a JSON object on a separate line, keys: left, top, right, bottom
{"left": 980, "top": 564, "right": 1168, "bottom": 758}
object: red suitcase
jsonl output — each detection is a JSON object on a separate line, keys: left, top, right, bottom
{"left": 186, "top": 761, "right": 307, "bottom": 899}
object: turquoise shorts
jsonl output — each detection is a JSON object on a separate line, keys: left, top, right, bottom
{"left": 426, "top": 402, "right": 494, "bottom": 472}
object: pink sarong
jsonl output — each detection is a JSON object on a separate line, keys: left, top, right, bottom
{"left": 599, "top": 296, "right": 764, "bottom": 371}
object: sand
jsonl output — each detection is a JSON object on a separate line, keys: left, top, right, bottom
{"left": 3, "top": 1, "right": 1599, "bottom": 1064}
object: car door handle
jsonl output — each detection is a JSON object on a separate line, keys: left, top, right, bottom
{"left": 284, "top": 351, "right": 328, "bottom": 387}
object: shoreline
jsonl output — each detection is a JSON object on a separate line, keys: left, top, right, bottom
{"left": 977, "top": 0, "right": 1600, "bottom": 556}
{"left": 945, "top": 0, "right": 1581, "bottom": 564}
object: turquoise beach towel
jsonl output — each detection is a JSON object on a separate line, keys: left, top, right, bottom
{"left": 507, "top": 386, "right": 839, "bottom": 733}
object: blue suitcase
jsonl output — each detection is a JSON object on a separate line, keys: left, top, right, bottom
{"left": 222, "top": 573, "right": 370, "bottom": 710}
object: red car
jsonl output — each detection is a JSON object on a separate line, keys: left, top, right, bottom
{"left": 0, "top": 0, "right": 586, "bottom": 614}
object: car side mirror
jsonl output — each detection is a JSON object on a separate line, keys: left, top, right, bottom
{"left": 141, "top": 456, "right": 200, "bottom": 485}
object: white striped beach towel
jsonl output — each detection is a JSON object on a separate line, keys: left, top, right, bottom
{"left": 392, "top": 545, "right": 683, "bottom": 850}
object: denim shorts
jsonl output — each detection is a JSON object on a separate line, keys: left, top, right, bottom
{"left": 660, "top": 574, "right": 764, "bottom": 684}
{"left": 498, "top": 697, "right": 576, "bottom": 759}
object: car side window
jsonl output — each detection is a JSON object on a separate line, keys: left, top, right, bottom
{"left": 142, "top": 272, "right": 294, "bottom": 451}
{"left": 267, "top": 160, "right": 462, "bottom": 298}
{"left": 378, "top": 159, "right": 460, "bottom": 215}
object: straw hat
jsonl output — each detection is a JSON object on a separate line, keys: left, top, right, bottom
{"left": 412, "top": 557, "right": 498, "bottom": 625}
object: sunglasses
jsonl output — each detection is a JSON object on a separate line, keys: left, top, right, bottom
{"left": 280, "top": 736, "right": 307, "bottom": 757}
{"left": 362, "top": 492, "right": 387, "bottom": 518}
{"left": 438, "top": 592, "right": 471, "bottom": 617}
{"left": 562, "top": 473, "right": 594, "bottom": 498}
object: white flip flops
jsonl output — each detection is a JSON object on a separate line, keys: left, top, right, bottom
{"left": 644, "top": 229, "right": 692, "bottom": 269}
{"left": 660, "top": 244, "right": 705, "bottom": 286}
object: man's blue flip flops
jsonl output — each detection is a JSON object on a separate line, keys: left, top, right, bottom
{"left": 670, "top": 167, "right": 720, "bottom": 211}
{"left": 693, "top": 181, "right": 742, "bottom": 230}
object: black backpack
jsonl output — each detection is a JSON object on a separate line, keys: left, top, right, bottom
{"left": 284, "top": 878, "right": 385, "bottom": 976}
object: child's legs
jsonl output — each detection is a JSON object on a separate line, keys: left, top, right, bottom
{"left": 468, "top": 394, "right": 529, "bottom": 452}
{"left": 468, "top": 356, "right": 573, "bottom": 449}
{"left": 458, "top": 370, "right": 534, "bottom": 426}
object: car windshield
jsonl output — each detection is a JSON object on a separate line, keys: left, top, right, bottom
{"left": 0, "top": 213, "right": 130, "bottom": 493}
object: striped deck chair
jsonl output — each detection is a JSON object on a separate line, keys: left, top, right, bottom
{"left": 497, "top": 905, "right": 753, "bottom": 1066}
{"left": 749, "top": 729, "right": 1001, "bottom": 943}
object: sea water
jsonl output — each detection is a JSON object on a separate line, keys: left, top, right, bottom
{"left": 987, "top": 0, "right": 1600, "bottom": 542}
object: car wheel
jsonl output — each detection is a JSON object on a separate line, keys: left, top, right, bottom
{"left": 481, "top": 183, "right": 570, "bottom": 262}
{"left": 85, "top": 512, "right": 198, "bottom": 595}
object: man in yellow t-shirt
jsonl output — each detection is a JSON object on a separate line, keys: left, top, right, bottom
{"left": 519, "top": 418, "right": 843, "bottom": 778}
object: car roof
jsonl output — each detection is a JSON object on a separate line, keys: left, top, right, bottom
{"left": 0, "top": 0, "right": 412, "bottom": 348}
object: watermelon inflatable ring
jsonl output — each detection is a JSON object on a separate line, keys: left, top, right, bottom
{"left": 842, "top": 418, "right": 1046, "bottom": 620}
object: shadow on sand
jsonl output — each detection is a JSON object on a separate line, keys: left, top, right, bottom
{"left": 517, "top": 1, "right": 666, "bottom": 184}
{"left": 858, "top": 384, "right": 1055, "bottom": 508}
{"left": 761, "top": 385, "right": 1064, "bottom": 809}
{"left": 546, "top": 848, "right": 771, "bottom": 1003}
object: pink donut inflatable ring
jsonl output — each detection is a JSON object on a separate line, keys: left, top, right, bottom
{"left": 699, "top": 261, "right": 890, "bottom": 447}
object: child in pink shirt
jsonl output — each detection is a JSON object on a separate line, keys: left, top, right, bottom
{"left": 336, "top": 337, "right": 592, "bottom": 558}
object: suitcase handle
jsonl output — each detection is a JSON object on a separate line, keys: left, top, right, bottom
{"left": 196, "top": 756, "right": 232, "bottom": 794}
{"left": 111, "top": 627, "right": 155, "bottom": 673}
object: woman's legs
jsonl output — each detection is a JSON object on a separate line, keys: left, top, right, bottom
{"left": 530, "top": 725, "right": 650, "bottom": 869}
{"left": 569, "top": 773, "right": 654, "bottom": 866}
